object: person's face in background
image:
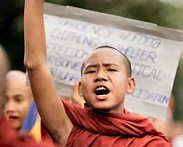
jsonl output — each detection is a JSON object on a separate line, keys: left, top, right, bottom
{"left": 4, "top": 71, "right": 32, "bottom": 130}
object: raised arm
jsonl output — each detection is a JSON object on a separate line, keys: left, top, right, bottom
{"left": 24, "top": 0, "right": 72, "bottom": 146}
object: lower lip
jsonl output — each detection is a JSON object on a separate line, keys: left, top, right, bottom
{"left": 96, "top": 95, "right": 108, "bottom": 101}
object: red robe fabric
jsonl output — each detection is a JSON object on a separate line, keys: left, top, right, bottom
{"left": 62, "top": 100, "right": 171, "bottom": 147}
{"left": 0, "top": 116, "right": 55, "bottom": 147}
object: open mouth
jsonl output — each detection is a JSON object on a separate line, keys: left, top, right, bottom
{"left": 94, "top": 86, "right": 110, "bottom": 95}
{"left": 9, "top": 116, "right": 18, "bottom": 120}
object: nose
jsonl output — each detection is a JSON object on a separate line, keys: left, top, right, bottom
{"left": 94, "top": 69, "right": 107, "bottom": 82}
{"left": 4, "top": 101, "right": 16, "bottom": 114}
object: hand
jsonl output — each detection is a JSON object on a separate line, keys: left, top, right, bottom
{"left": 71, "top": 81, "right": 85, "bottom": 108}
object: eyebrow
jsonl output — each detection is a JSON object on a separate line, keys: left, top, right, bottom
{"left": 6, "top": 93, "right": 24, "bottom": 98}
{"left": 14, "top": 94, "right": 24, "bottom": 97}
{"left": 85, "top": 63, "right": 118, "bottom": 70}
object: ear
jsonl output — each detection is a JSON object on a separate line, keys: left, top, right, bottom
{"left": 78, "top": 80, "right": 83, "bottom": 97}
{"left": 127, "top": 77, "right": 136, "bottom": 93}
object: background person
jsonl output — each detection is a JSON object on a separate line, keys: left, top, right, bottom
{"left": 4, "top": 70, "right": 33, "bottom": 130}
{"left": 0, "top": 45, "right": 56, "bottom": 147}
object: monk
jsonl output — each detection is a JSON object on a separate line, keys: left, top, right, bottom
{"left": 4, "top": 70, "right": 33, "bottom": 131}
{"left": 24, "top": 0, "right": 171, "bottom": 146}
{"left": 0, "top": 46, "right": 56, "bottom": 147}
{"left": 4, "top": 70, "right": 43, "bottom": 142}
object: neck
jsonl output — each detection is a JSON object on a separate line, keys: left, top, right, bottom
{"left": 90, "top": 105, "right": 125, "bottom": 115}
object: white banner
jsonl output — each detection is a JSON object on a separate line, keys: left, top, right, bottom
{"left": 44, "top": 3, "right": 183, "bottom": 119}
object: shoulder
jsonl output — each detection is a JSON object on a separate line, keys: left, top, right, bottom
{"left": 0, "top": 116, "right": 55, "bottom": 147}
{"left": 14, "top": 135, "right": 56, "bottom": 147}
{"left": 147, "top": 136, "right": 171, "bottom": 147}
{"left": 135, "top": 135, "right": 171, "bottom": 147}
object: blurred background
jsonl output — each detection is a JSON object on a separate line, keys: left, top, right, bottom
{"left": 0, "top": 0, "right": 183, "bottom": 120}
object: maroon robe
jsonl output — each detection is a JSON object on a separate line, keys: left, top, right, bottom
{"left": 0, "top": 116, "right": 55, "bottom": 147}
{"left": 62, "top": 100, "right": 171, "bottom": 147}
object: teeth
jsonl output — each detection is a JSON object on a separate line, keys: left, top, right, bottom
{"left": 95, "top": 86, "right": 109, "bottom": 95}
{"left": 96, "top": 86, "right": 106, "bottom": 91}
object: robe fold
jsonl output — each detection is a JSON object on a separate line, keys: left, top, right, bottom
{"left": 0, "top": 116, "right": 55, "bottom": 147}
{"left": 62, "top": 100, "right": 171, "bottom": 147}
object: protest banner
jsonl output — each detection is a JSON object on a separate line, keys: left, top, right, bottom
{"left": 44, "top": 2, "right": 183, "bottom": 119}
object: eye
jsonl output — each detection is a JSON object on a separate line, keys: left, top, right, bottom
{"left": 108, "top": 68, "right": 117, "bottom": 72}
{"left": 15, "top": 98, "right": 21, "bottom": 103}
{"left": 84, "top": 70, "right": 96, "bottom": 74}
{"left": 14, "top": 95, "right": 23, "bottom": 103}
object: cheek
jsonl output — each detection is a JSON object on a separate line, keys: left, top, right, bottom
{"left": 81, "top": 84, "right": 89, "bottom": 96}
{"left": 81, "top": 84, "right": 94, "bottom": 101}
{"left": 81, "top": 78, "right": 93, "bottom": 92}
{"left": 113, "top": 77, "right": 129, "bottom": 92}
{"left": 19, "top": 102, "right": 30, "bottom": 116}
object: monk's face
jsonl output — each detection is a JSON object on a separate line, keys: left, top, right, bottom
{"left": 4, "top": 77, "right": 32, "bottom": 130}
{"left": 80, "top": 47, "right": 135, "bottom": 113}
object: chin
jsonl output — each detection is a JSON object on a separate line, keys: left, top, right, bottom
{"left": 93, "top": 102, "right": 123, "bottom": 114}
{"left": 92, "top": 104, "right": 113, "bottom": 112}
{"left": 12, "top": 124, "right": 21, "bottom": 130}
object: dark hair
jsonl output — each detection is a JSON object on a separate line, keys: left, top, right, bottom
{"left": 80, "top": 45, "right": 132, "bottom": 77}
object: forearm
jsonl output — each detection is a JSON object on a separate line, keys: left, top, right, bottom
{"left": 24, "top": 0, "right": 73, "bottom": 145}
{"left": 24, "top": 0, "right": 46, "bottom": 69}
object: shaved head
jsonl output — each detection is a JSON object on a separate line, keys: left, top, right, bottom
{"left": 5, "top": 70, "right": 31, "bottom": 100}
{"left": 6, "top": 70, "right": 27, "bottom": 87}
{"left": 81, "top": 46, "right": 132, "bottom": 77}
